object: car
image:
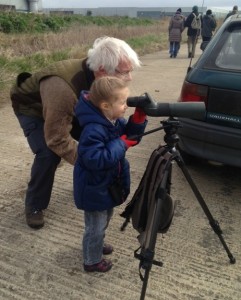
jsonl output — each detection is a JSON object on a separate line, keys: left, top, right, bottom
{"left": 177, "top": 14, "right": 241, "bottom": 168}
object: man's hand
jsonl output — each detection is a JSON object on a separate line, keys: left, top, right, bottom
{"left": 120, "top": 135, "right": 138, "bottom": 149}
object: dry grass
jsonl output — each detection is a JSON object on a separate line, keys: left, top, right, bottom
{"left": 0, "top": 20, "right": 169, "bottom": 99}
{"left": 0, "top": 20, "right": 168, "bottom": 59}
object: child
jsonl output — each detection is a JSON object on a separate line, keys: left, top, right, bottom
{"left": 73, "top": 76, "right": 147, "bottom": 272}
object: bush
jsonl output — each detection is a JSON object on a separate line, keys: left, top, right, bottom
{"left": 0, "top": 12, "right": 156, "bottom": 34}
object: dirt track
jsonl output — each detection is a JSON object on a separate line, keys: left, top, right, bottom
{"left": 1, "top": 42, "right": 241, "bottom": 300}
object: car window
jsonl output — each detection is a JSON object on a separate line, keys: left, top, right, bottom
{"left": 216, "top": 29, "right": 241, "bottom": 70}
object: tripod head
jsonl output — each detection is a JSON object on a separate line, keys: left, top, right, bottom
{"left": 161, "top": 118, "right": 181, "bottom": 148}
{"left": 127, "top": 116, "right": 182, "bottom": 147}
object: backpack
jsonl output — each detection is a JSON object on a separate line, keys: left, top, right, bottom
{"left": 120, "top": 145, "right": 176, "bottom": 248}
{"left": 191, "top": 13, "right": 201, "bottom": 30}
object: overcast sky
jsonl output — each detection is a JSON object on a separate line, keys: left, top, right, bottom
{"left": 41, "top": 0, "right": 234, "bottom": 9}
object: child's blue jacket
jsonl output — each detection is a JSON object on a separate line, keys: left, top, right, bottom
{"left": 73, "top": 91, "right": 147, "bottom": 211}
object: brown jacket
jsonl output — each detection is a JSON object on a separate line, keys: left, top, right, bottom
{"left": 10, "top": 59, "right": 94, "bottom": 165}
{"left": 169, "top": 13, "right": 185, "bottom": 43}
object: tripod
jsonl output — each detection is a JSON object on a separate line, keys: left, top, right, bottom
{"left": 132, "top": 117, "right": 236, "bottom": 300}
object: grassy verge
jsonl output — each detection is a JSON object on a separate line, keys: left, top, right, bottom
{"left": 0, "top": 24, "right": 168, "bottom": 92}
{"left": 0, "top": 13, "right": 225, "bottom": 108}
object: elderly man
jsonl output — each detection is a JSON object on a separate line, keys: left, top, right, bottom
{"left": 10, "top": 36, "right": 141, "bottom": 229}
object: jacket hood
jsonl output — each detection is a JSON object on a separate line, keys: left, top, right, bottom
{"left": 174, "top": 13, "right": 183, "bottom": 20}
{"left": 75, "top": 90, "right": 112, "bottom": 129}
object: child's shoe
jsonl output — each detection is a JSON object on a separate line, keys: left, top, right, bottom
{"left": 84, "top": 259, "right": 112, "bottom": 272}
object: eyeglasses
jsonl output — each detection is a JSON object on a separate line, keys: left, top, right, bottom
{"left": 115, "top": 68, "right": 134, "bottom": 77}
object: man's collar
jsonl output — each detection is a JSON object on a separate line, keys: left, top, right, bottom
{"left": 82, "top": 58, "right": 95, "bottom": 88}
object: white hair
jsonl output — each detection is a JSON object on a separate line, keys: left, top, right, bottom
{"left": 87, "top": 36, "right": 141, "bottom": 73}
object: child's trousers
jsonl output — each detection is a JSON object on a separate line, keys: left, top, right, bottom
{"left": 83, "top": 209, "right": 113, "bottom": 265}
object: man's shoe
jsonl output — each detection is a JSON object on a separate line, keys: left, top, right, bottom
{"left": 84, "top": 259, "right": 112, "bottom": 272}
{"left": 25, "top": 208, "right": 44, "bottom": 229}
{"left": 103, "top": 244, "right": 113, "bottom": 255}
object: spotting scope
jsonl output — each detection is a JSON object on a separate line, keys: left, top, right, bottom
{"left": 127, "top": 93, "right": 206, "bottom": 119}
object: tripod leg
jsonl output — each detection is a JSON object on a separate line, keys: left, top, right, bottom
{"left": 175, "top": 153, "right": 236, "bottom": 264}
{"left": 140, "top": 268, "right": 151, "bottom": 300}
{"left": 138, "top": 164, "right": 172, "bottom": 300}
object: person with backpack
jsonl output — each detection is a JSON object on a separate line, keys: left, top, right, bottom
{"left": 168, "top": 8, "right": 185, "bottom": 58}
{"left": 200, "top": 9, "right": 217, "bottom": 51}
{"left": 224, "top": 5, "right": 238, "bottom": 22}
{"left": 184, "top": 5, "right": 201, "bottom": 58}
{"left": 73, "top": 76, "right": 147, "bottom": 272}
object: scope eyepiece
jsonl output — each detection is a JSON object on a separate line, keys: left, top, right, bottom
{"left": 127, "top": 93, "right": 152, "bottom": 108}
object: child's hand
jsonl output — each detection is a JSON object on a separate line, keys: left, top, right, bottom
{"left": 120, "top": 135, "right": 138, "bottom": 149}
{"left": 132, "top": 107, "right": 146, "bottom": 123}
